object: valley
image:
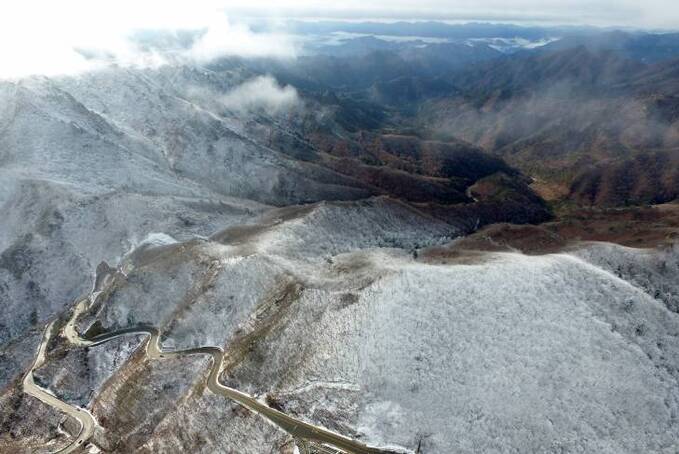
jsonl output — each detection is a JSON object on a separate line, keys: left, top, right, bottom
{"left": 2, "top": 18, "right": 679, "bottom": 454}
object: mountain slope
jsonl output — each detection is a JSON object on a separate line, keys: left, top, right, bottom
{"left": 411, "top": 48, "right": 679, "bottom": 206}
{"left": 4, "top": 49, "right": 678, "bottom": 454}
{"left": 4, "top": 204, "right": 678, "bottom": 453}
{"left": 0, "top": 64, "right": 548, "bottom": 378}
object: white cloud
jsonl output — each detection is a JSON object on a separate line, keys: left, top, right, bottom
{"left": 219, "top": 75, "right": 301, "bottom": 115}
{"left": 227, "top": 0, "right": 679, "bottom": 28}
{"left": 186, "top": 17, "right": 296, "bottom": 62}
{"left": 2, "top": 0, "right": 679, "bottom": 79}
{"left": 0, "top": 1, "right": 296, "bottom": 79}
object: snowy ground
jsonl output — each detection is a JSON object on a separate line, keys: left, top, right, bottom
{"left": 213, "top": 239, "right": 679, "bottom": 453}
{"left": 2, "top": 64, "right": 679, "bottom": 453}
{"left": 23, "top": 203, "right": 678, "bottom": 453}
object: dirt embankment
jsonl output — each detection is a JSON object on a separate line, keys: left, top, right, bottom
{"left": 420, "top": 203, "right": 679, "bottom": 262}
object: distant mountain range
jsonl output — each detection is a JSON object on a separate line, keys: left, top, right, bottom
{"left": 250, "top": 27, "right": 679, "bottom": 207}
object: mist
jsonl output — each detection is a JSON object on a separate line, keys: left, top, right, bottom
{"left": 0, "top": 2, "right": 297, "bottom": 79}
{"left": 4, "top": 1, "right": 679, "bottom": 80}
{"left": 218, "top": 75, "right": 301, "bottom": 115}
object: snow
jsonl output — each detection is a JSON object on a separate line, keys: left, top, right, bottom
{"left": 79, "top": 207, "right": 679, "bottom": 452}
{"left": 3, "top": 62, "right": 679, "bottom": 453}
{"left": 209, "top": 246, "right": 679, "bottom": 453}
{"left": 0, "top": 63, "right": 371, "bottom": 352}
{"left": 337, "top": 252, "right": 679, "bottom": 452}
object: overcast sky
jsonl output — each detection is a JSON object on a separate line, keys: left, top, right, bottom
{"left": 2, "top": 0, "right": 679, "bottom": 79}
{"left": 228, "top": 0, "right": 679, "bottom": 28}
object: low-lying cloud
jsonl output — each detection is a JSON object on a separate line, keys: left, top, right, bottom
{"left": 0, "top": 1, "right": 296, "bottom": 79}
{"left": 219, "top": 76, "right": 301, "bottom": 115}
{"left": 186, "top": 20, "right": 295, "bottom": 63}
{"left": 4, "top": 0, "right": 679, "bottom": 80}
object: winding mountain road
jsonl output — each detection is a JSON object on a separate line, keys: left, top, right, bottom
{"left": 22, "top": 321, "right": 96, "bottom": 454}
{"left": 24, "top": 280, "right": 400, "bottom": 454}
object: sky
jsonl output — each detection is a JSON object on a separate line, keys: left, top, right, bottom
{"left": 228, "top": 0, "right": 678, "bottom": 27}
{"left": 1, "top": 0, "right": 679, "bottom": 79}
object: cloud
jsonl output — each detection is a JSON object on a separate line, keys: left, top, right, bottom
{"left": 2, "top": 0, "right": 679, "bottom": 79}
{"left": 218, "top": 75, "right": 301, "bottom": 115}
{"left": 0, "top": 1, "right": 296, "bottom": 79}
{"left": 228, "top": 0, "right": 679, "bottom": 28}
{"left": 186, "top": 18, "right": 296, "bottom": 62}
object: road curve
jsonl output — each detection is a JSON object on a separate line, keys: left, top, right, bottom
{"left": 22, "top": 321, "right": 97, "bottom": 454}
{"left": 27, "top": 282, "right": 402, "bottom": 454}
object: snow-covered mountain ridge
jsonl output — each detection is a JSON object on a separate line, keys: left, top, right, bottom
{"left": 0, "top": 62, "right": 678, "bottom": 453}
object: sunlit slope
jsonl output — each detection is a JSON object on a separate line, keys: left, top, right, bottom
{"left": 6, "top": 200, "right": 677, "bottom": 453}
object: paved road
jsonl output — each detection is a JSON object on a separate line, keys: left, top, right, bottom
{"left": 23, "top": 320, "right": 96, "bottom": 454}
{"left": 31, "top": 290, "right": 399, "bottom": 454}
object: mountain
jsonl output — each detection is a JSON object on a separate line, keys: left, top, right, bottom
{"left": 540, "top": 30, "right": 679, "bottom": 63}
{"left": 0, "top": 62, "right": 547, "bottom": 379}
{"left": 3, "top": 24, "right": 679, "bottom": 454}
{"left": 0, "top": 62, "right": 554, "bottom": 453}
{"left": 285, "top": 20, "right": 579, "bottom": 41}
{"left": 4, "top": 198, "right": 678, "bottom": 453}
{"left": 569, "top": 150, "right": 679, "bottom": 206}
{"left": 254, "top": 40, "right": 504, "bottom": 93}
{"left": 368, "top": 76, "right": 457, "bottom": 107}
{"left": 448, "top": 46, "right": 644, "bottom": 96}
{"left": 404, "top": 47, "right": 679, "bottom": 206}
